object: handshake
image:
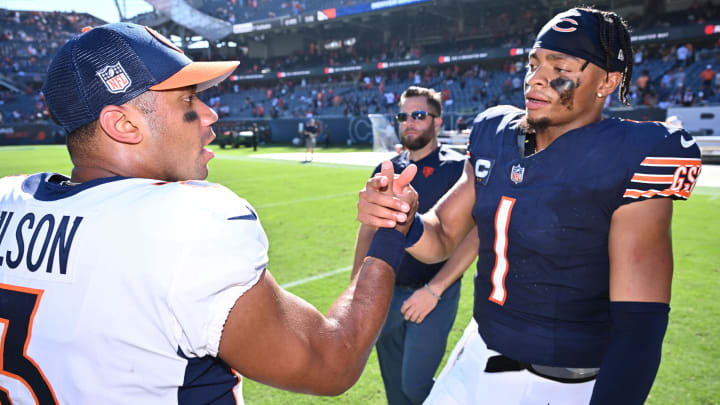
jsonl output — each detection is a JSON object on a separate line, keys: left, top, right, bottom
{"left": 358, "top": 160, "right": 419, "bottom": 236}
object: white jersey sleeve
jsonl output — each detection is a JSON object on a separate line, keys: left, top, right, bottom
{"left": 166, "top": 182, "right": 268, "bottom": 358}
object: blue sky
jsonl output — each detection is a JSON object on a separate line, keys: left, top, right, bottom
{"left": 0, "top": 0, "right": 154, "bottom": 23}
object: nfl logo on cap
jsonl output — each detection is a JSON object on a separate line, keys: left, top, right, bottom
{"left": 96, "top": 62, "right": 132, "bottom": 94}
{"left": 510, "top": 164, "right": 525, "bottom": 184}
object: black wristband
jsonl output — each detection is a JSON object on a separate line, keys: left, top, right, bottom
{"left": 367, "top": 228, "right": 405, "bottom": 273}
{"left": 404, "top": 212, "right": 424, "bottom": 248}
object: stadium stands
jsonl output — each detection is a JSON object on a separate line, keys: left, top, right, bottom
{"left": 0, "top": 9, "right": 105, "bottom": 124}
{"left": 197, "top": 0, "right": 375, "bottom": 24}
{"left": 2, "top": 1, "right": 720, "bottom": 132}
{"left": 198, "top": 53, "right": 720, "bottom": 124}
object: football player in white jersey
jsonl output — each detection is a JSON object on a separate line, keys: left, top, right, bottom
{"left": 0, "top": 23, "right": 417, "bottom": 404}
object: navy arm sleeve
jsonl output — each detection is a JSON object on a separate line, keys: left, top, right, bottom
{"left": 589, "top": 301, "right": 669, "bottom": 405}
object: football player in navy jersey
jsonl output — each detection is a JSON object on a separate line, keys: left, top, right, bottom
{"left": 357, "top": 7, "right": 702, "bottom": 405}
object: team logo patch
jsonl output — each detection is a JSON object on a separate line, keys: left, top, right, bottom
{"left": 96, "top": 62, "right": 132, "bottom": 94}
{"left": 551, "top": 17, "right": 578, "bottom": 33}
{"left": 510, "top": 164, "right": 525, "bottom": 184}
{"left": 423, "top": 166, "right": 435, "bottom": 178}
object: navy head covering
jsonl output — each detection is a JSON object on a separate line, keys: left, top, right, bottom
{"left": 533, "top": 8, "right": 628, "bottom": 73}
{"left": 43, "top": 23, "right": 239, "bottom": 134}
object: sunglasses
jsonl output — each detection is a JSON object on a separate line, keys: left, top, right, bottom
{"left": 396, "top": 110, "right": 438, "bottom": 122}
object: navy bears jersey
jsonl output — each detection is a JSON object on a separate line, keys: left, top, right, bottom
{"left": 467, "top": 105, "right": 701, "bottom": 368}
{"left": 372, "top": 145, "right": 466, "bottom": 286}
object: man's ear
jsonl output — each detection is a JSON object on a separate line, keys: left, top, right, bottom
{"left": 598, "top": 71, "right": 622, "bottom": 98}
{"left": 97, "top": 104, "right": 143, "bottom": 145}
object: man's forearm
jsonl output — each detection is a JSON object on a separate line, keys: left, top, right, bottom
{"left": 406, "top": 212, "right": 473, "bottom": 264}
{"left": 351, "top": 224, "right": 376, "bottom": 279}
{"left": 427, "top": 227, "right": 479, "bottom": 294}
{"left": 319, "top": 257, "right": 395, "bottom": 394}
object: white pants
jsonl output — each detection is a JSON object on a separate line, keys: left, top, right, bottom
{"left": 424, "top": 319, "right": 596, "bottom": 405}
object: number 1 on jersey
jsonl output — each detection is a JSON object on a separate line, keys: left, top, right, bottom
{"left": 489, "top": 196, "right": 515, "bottom": 305}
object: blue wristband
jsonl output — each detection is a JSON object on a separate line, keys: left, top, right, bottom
{"left": 367, "top": 228, "right": 405, "bottom": 273}
{"left": 404, "top": 212, "right": 424, "bottom": 248}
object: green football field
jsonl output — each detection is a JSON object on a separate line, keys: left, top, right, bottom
{"left": 0, "top": 144, "right": 718, "bottom": 404}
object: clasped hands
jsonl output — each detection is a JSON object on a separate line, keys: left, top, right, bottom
{"left": 357, "top": 160, "right": 419, "bottom": 235}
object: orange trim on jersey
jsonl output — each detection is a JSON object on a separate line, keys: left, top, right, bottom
{"left": 0, "top": 283, "right": 59, "bottom": 405}
{"left": 623, "top": 188, "right": 691, "bottom": 199}
{"left": 631, "top": 173, "right": 674, "bottom": 184}
{"left": 640, "top": 157, "right": 702, "bottom": 167}
{"left": 231, "top": 369, "right": 242, "bottom": 403}
{"left": 0, "top": 317, "right": 8, "bottom": 370}
{"left": 0, "top": 385, "right": 11, "bottom": 404}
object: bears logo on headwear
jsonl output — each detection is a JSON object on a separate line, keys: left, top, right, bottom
{"left": 551, "top": 17, "right": 579, "bottom": 33}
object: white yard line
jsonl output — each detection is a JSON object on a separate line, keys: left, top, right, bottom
{"left": 280, "top": 265, "right": 352, "bottom": 289}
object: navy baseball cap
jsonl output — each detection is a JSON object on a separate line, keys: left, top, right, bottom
{"left": 533, "top": 8, "right": 628, "bottom": 73}
{"left": 42, "top": 23, "right": 239, "bottom": 133}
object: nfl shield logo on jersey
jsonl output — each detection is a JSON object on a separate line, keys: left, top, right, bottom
{"left": 96, "top": 62, "right": 132, "bottom": 94}
{"left": 510, "top": 164, "right": 525, "bottom": 184}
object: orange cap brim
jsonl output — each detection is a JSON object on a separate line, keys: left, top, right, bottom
{"left": 149, "top": 60, "right": 239, "bottom": 92}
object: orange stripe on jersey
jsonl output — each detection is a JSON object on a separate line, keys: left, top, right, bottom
{"left": 0, "top": 284, "right": 60, "bottom": 405}
{"left": 231, "top": 369, "right": 242, "bottom": 403}
{"left": 631, "top": 173, "right": 674, "bottom": 184}
{"left": 623, "top": 188, "right": 691, "bottom": 199}
{"left": 640, "top": 157, "right": 702, "bottom": 167}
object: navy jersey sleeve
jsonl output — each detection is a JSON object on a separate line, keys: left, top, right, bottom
{"left": 621, "top": 123, "right": 702, "bottom": 204}
{"left": 467, "top": 105, "right": 524, "bottom": 183}
{"left": 471, "top": 105, "right": 524, "bottom": 133}
{"left": 469, "top": 105, "right": 524, "bottom": 148}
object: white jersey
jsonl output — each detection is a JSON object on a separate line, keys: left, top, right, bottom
{"left": 0, "top": 173, "right": 268, "bottom": 405}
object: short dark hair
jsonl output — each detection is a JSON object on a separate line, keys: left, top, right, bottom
{"left": 66, "top": 120, "right": 97, "bottom": 159}
{"left": 57, "top": 91, "right": 157, "bottom": 160}
{"left": 48, "top": 109, "right": 96, "bottom": 160}
{"left": 400, "top": 86, "right": 442, "bottom": 116}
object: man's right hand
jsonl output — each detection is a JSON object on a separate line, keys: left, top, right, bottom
{"left": 357, "top": 160, "right": 418, "bottom": 232}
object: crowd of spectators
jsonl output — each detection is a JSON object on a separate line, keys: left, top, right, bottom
{"left": 227, "top": 1, "right": 720, "bottom": 79}
{"left": 197, "top": 0, "right": 719, "bottom": 30}
{"left": 3, "top": 3, "right": 720, "bottom": 126}
{"left": 0, "top": 9, "right": 105, "bottom": 75}
{"left": 198, "top": 0, "right": 371, "bottom": 23}
{"left": 0, "top": 9, "right": 105, "bottom": 125}
{"left": 621, "top": 41, "right": 720, "bottom": 109}
{"left": 195, "top": 41, "right": 720, "bottom": 124}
